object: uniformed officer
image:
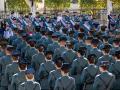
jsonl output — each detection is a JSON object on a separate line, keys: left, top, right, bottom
{"left": 74, "top": 32, "right": 85, "bottom": 51}
{"left": 109, "top": 50, "right": 120, "bottom": 90}
{"left": 25, "top": 39, "right": 38, "bottom": 65}
{"left": 11, "top": 60, "right": 27, "bottom": 90}
{"left": 89, "top": 38, "right": 103, "bottom": 64}
{"left": 5, "top": 50, "right": 20, "bottom": 90}
{"left": 70, "top": 47, "right": 88, "bottom": 90}
{"left": 93, "top": 61, "right": 115, "bottom": 90}
{"left": 84, "top": 36, "right": 93, "bottom": 57}
{"left": 97, "top": 44, "right": 115, "bottom": 66}
{"left": 110, "top": 38, "right": 120, "bottom": 56}
{"left": 53, "top": 36, "right": 67, "bottom": 60}
{"left": 31, "top": 44, "right": 45, "bottom": 81}
{"left": 54, "top": 63, "right": 76, "bottom": 90}
{"left": 81, "top": 54, "right": 100, "bottom": 90}
{"left": 62, "top": 41, "right": 77, "bottom": 64}
{"left": 18, "top": 68, "right": 41, "bottom": 90}
{"left": 0, "top": 46, "right": 5, "bottom": 57}
{"left": 48, "top": 57, "right": 63, "bottom": 90}
{"left": 38, "top": 51, "right": 56, "bottom": 90}
{"left": 0, "top": 45, "right": 14, "bottom": 90}
{"left": 99, "top": 35, "right": 111, "bottom": 50}
{"left": 47, "top": 33, "right": 60, "bottom": 53}
{"left": 0, "top": 40, "right": 7, "bottom": 57}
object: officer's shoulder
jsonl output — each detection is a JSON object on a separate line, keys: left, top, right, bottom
{"left": 84, "top": 57, "right": 88, "bottom": 61}
{"left": 32, "top": 53, "right": 38, "bottom": 58}
{"left": 95, "top": 74, "right": 101, "bottom": 78}
{"left": 19, "top": 82, "right": 26, "bottom": 88}
{"left": 84, "top": 66, "right": 88, "bottom": 70}
{"left": 108, "top": 72, "right": 114, "bottom": 76}
{"left": 20, "top": 82, "right": 26, "bottom": 86}
{"left": 33, "top": 81, "right": 40, "bottom": 85}
{"left": 13, "top": 73, "right": 19, "bottom": 78}
{"left": 73, "top": 59, "right": 78, "bottom": 63}
{"left": 98, "top": 56, "right": 104, "bottom": 60}
{"left": 68, "top": 76, "right": 75, "bottom": 81}
{"left": 6, "top": 63, "right": 12, "bottom": 68}
{"left": 40, "top": 63, "right": 44, "bottom": 67}
{"left": 50, "top": 70, "right": 56, "bottom": 74}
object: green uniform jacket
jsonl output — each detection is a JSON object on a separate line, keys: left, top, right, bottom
{"left": 18, "top": 81, "right": 41, "bottom": 90}
{"left": 93, "top": 72, "right": 115, "bottom": 90}
{"left": 54, "top": 76, "right": 76, "bottom": 90}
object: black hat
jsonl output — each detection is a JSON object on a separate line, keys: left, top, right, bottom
{"left": 68, "top": 30, "right": 75, "bottom": 35}
{"left": 91, "top": 38, "right": 99, "bottom": 45}
{"left": 93, "top": 22, "right": 99, "bottom": 28}
{"left": 45, "top": 51, "right": 53, "bottom": 56}
{"left": 52, "top": 34, "right": 58, "bottom": 38}
{"left": 54, "top": 57, "right": 64, "bottom": 64}
{"left": 47, "top": 31, "right": 54, "bottom": 36}
{"left": 78, "top": 46, "right": 87, "bottom": 51}
{"left": 115, "top": 50, "right": 120, "bottom": 57}
{"left": 0, "top": 39, "right": 8, "bottom": 47}
{"left": 6, "top": 45, "right": 14, "bottom": 51}
{"left": 102, "top": 44, "right": 112, "bottom": 50}
{"left": 27, "top": 39, "right": 36, "bottom": 46}
{"left": 18, "top": 60, "right": 28, "bottom": 65}
{"left": 88, "top": 54, "right": 96, "bottom": 60}
{"left": 85, "top": 36, "right": 93, "bottom": 40}
{"left": 61, "top": 63, "right": 71, "bottom": 70}
{"left": 66, "top": 41, "right": 74, "bottom": 47}
{"left": 36, "top": 44, "right": 45, "bottom": 49}
{"left": 78, "top": 32, "right": 85, "bottom": 39}
{"left": 25, "top": 68, "right": 35, "bottom": 74}
{"left": 59, "top": 36, "right": 67, "bottom": 41}
{"left": 12, "top": 50, "right": 20, "bottom": 56}
{"left": 99, "top": 61, "right": 109, "bottom": 67}
{"left": 113, "top": 38, "right": 120, "bottom": 43}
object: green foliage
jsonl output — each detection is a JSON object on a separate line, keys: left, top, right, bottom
{"left": 6, "top": 0, "right": 30, "bottom": 12}
{"left": 45, "top": 0, "right": 71, "bottom": 10}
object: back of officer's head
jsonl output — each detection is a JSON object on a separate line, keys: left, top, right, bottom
{"left": 18, "top": 61, "right": 27, "bottom": 71}
{"left": 27, "top": 39, "right": 36, "bottom": 47}
{"left": 91, "top": 38, "right": 99, "bottom": 47}
{"left": 66, "top": 41, "right": 74, "bottom": 49}
{"left": 113, "top": 38, "right": 120, "bottom": 46}
{"left": 45, "top": 51, "right": 53, "bottom": 60}
{"left": 59, "top": 36, "right": 67, "bottom": 46}
{"left": 74, "top": 24, "right": 80, "bottom": 30}
{"left": 54, "top": 57, "right": 64, "bottom": 68}
{"left": 62, "top": 28, "right": 68, "bottom": 34}
{"left": 69, "top": 30, "right": 74, "bottom": 37}
{"left": 78, "top": 32, "right": 84, "bottom": 40}
{"left": 87, "top": 54, "right": 96, "bottom": 64}
{"left": 61, "top": 63, "right": 71, "bottom": 74}
{"left": 36, "top": 44, "right": 45, "bottom": 52}
{"left": 5, "top": 45, "right": 15, "bottom": 55}
{"left": 25, "top": 68, "right": 35, "bottom": 80}
{"left": 77, "top": 47, "right": 86, "bottom": 56}
{"left": 52, "top": 33, "right": 59, "bottom": 41}
{"left": 12, "top": 50, "right": 20, "bottom": 61}
{"left": 102, "top": 35, "right": 109, "bottom": 43}
{"left": 85, "top": 36, "right": 93, "bottom": 45}
{"left": 102, "top": 44, "right": 111, "bottom": 54}
{"left": 0, "top": 39, "right": 8, "bottom": 51}
{"left": 99, "top": 61, "right": 109, "bottom": 72}
{"left": 115, "top": 50, "right": 120, "bottom": 60}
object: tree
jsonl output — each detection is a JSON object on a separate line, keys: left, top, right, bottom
{"left": 79, "top": 0, "right": 107, "bottom": 15}
{"left": 45, "top": 0, "right": 71, "bottom": 11}
{"left": 6, "top": 0, "right": 30, "bottom": 12}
